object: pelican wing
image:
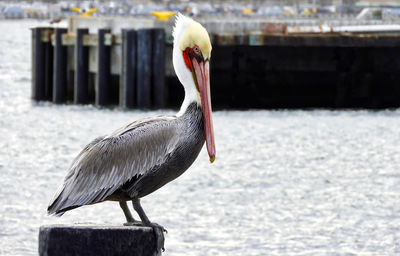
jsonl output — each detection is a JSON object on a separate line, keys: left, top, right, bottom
{"left": 48, "top": 116, "right": 179, "bottom": 215}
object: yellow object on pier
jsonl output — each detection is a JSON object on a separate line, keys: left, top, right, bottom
{"left": 72, "top": 7, "right": 97, "bottom": 17}
{"left": 242, "top": 8, "right": 253, "bottom": 15}
{"left": 151, "top": 11, "right": 176, "bottom": 21}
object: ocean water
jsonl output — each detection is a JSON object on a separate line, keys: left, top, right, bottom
{"left": 1, "top": 20, "right": 400, "bottom": 255}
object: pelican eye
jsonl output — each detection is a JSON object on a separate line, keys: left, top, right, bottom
{"left": 193, "top": 45, "right": 200, "bottom": 55}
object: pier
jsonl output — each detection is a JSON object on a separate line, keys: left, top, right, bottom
{"left": 32, "top": 16, "right": 400, "bottom": 109}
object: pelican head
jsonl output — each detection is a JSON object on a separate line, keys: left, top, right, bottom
{"left": 172, "top": 13, "right": 215, "bottom": 163}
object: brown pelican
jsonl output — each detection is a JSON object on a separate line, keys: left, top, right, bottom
{"left": 47, "top": 13, "right": 215, "bottom": 252}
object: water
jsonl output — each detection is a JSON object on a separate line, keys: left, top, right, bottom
{"left": 1, "top": 20, "right": 400, "bottom": 256}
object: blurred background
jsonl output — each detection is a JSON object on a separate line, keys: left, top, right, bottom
{"left": 1, "top": 1, "right": 400, "bottom": 256}
{"left": 0, "top": 0, "right": 400, "bottom": 20}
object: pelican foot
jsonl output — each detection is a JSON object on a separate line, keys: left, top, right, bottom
{"left": 123, "top": 220, "right": 143, "bottom": 226}
{"left": 148, "top": 222, "right": 167, "bottom": 252}
{"left": 131, "top": 199, "right": 167, "bottom": 252}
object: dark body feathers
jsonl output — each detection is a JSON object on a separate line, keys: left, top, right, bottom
{"left": 48, "top": 103, "right": 204, "bottom": 216}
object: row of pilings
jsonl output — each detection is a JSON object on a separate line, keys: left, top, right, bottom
{"left": 32, "top": 22, "right": 400, "bottom": 110}
{"left": 32, "top": 27, "right": 165, "bottom": 109}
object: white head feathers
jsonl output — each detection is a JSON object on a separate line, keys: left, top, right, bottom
{"left": 172, "top": 13, "right": 212, "bottom": 116}
{"left": 172, "top": 13, "right": 193, "bottom": 46}
{"left": 172, "top": 13, "right": 212, "bottom": 60}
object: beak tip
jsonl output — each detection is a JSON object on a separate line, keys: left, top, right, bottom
{"left": 209, "top": 154, "right": 215, "bottom": 163}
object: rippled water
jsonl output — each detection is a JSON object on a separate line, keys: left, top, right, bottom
{"left": 1, "top": 20, "right": 400, "bottom": 255}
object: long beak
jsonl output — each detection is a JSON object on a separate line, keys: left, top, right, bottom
{"left": 192, "top": 59, "right": 216, "bottom": 163}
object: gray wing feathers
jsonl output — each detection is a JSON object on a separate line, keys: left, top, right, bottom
{"left": 48, "top": 117, "right": 179, "bottom": 215}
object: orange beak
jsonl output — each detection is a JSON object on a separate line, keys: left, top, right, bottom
{"left": 192, "top": 59, "right": 216, "bottom": 163}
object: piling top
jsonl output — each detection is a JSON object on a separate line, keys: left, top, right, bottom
{"left": 39, "top": 224, "right": 160, "bottom": 256}
{"left": 41, "top": 223, "right": 153, "bottom": 230}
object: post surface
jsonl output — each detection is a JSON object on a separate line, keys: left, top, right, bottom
{"left": 137, "top": 29, "right": 152, "bottom": 108}
{"left": 39, "top": 224, "right": 161, "bottom": 256}
{"left": 120, "top": 29, "right": 137, "bottom": 109}
{"left": 44, "top": 31, "right": 54, "bottom": 101}
{"left": 96, "top": 28, "right": 111, "bottom": 106}
{"left": 74, "top": 28, "right": 89, "bottom": 104}
{"left": 152, "top": 28, "right": 165, "bottom": 109}
{"left": 32, "top": 27, "right": 46, "bottom": 101}
{"left": 53, "top": 28, "right": 68, "bottom": 103}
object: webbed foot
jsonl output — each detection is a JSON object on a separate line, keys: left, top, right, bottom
{"left": 131, "top": 198, "right": 167, "bottom": 252}
{"left": 123, "top": 220, "right": 143, "bottom": 226}
{"left": 148, "top": 222, "right": 167, "bottom": 252}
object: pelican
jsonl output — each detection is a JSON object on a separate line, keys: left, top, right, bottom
{"left": 47, "top": 13, "right": 215, "bottom": 252}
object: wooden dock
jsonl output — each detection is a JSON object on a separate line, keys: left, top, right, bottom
{"left": 31, "top": 16, "right": 400, "bottom": 109}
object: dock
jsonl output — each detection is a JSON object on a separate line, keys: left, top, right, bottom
{"left": 32, "top": 16, "right": 400, "bottom": 109}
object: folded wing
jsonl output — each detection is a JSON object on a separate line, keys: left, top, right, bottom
{"left": 48, "top": 116, "right": 178, "bottom": 215}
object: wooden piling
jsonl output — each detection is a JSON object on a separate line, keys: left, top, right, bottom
{"left": 44, "top": 31, "right": 54, "bottom": 101}
{"left": 39, "top": 224, "right": 161, "bottom": 256}
{"left": 53, "top": 28, "right": 68, "bottom": 103}
{"left": 96, "top": 28, "right": 111, "bottom": 106}
{"left": 74, "top": 28, "right": 89, "bottom": 104}
{"left": 151, "top": 28, "right": 165, "bottom": 109}
{"left": 67, "top": 46, "right": 75, "bottom": 102}
{"left": 120, "top": 29, "right": 137, "bottom": 109}
{"left": 136, "top": 29, "right": 152, "bottom": 109}
{"left": 32, "top": 27, "right": 47, "bottom": 101}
